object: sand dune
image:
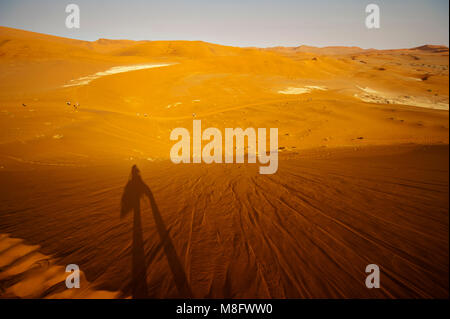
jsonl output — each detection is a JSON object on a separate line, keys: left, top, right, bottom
{"left": 0, "top": 27, "right": 448, "bottom": 298}
{"left": 0, "top": 146, "right": 448, "bottom": 298}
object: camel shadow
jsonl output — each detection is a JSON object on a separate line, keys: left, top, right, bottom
{"left": 120, "top": 165, "right": 192, "bottom": 298}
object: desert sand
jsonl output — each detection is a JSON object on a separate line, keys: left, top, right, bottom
{"left": 0, "top": 27, "right": 448, "bottom": 298}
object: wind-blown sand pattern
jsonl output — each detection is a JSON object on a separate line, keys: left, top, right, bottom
{"left": 0, "top": 234, "right": 120, "bottom": 298}
{"left": 0, "top": 27, "right": 448, "bottom": 298}
{"left": 0, "top": 146, "right": 448, "bottom": 298}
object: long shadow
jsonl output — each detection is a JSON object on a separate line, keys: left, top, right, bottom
{"left": 121, "top": 165, "right": 192, "bottom": 298}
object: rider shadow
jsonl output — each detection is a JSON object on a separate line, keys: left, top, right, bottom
{"left": 121, "top": 165, "right": 192, "bottom": 298}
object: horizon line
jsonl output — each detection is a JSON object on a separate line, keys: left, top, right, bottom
{"left": 1, "top": 25, "right": 449, "bottom": 52}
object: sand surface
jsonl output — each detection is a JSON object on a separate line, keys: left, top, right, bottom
{"left": 63, "top": 63, "right": 174, "bottom": 87}
{"left": 0, "top": 146, "right": 448, "bottom": 298}
{"left": 0, "top": 27, "right": 448, "bottom": 298}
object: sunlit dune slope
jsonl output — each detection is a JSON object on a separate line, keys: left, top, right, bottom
{"left": 0, "top": 27, "right": 448, "bottom": 166}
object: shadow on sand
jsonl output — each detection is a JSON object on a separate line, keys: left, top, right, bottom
{"left": 121, "top": 165, "right": 192, "bottom": 298}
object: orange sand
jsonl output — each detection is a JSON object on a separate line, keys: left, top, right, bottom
{"left": 0, "top": 27, "right": 448, "bottom": 298}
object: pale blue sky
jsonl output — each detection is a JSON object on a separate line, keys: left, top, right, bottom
{"left": 0, "top": 0, "right": 448, "bottom": 49}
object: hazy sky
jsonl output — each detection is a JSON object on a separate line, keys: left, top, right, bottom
{"left": 0, "top": 0, "right": 448, "bottom": 49}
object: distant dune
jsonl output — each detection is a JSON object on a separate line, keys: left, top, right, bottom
{"left": 265, "top": 45, "right": 370, "bottom": 56}
{"left": 413, "top": 45, "right": 449, "bottom": 53}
